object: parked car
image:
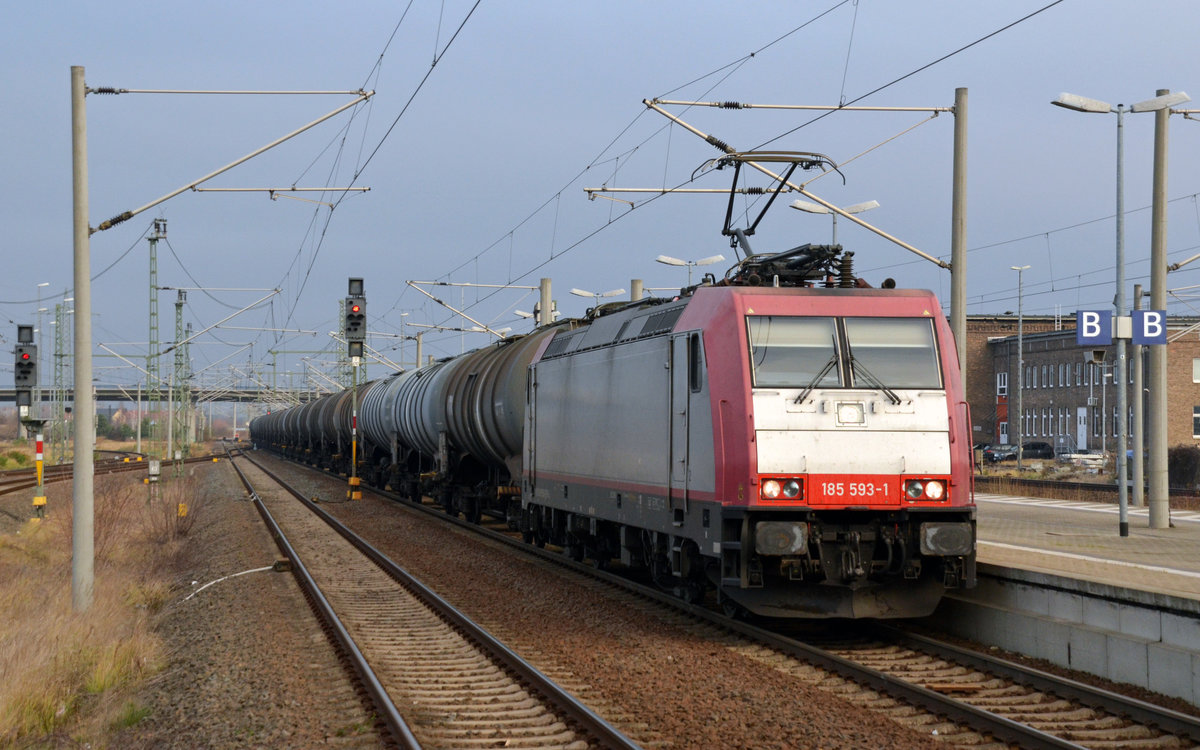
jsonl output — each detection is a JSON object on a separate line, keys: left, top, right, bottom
{"left": 983, "top": 444, "right": 1017, "bottom": 463}
{"left": 1020, "top": 441, "right": 1055, "bottom": 459}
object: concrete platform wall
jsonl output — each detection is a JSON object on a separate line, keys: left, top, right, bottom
{"left": 923, "top": 564, "right": 1200, "bottom": 706}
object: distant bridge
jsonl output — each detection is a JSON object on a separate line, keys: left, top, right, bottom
{"left": 0, "top": 387, "right": 321, "bottom": 405}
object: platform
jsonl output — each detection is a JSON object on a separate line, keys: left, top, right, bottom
{"left": 975, "top": 491, "right": 1200, "bottom": 602}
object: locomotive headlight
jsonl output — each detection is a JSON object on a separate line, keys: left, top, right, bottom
{"left": 755, "top": 521, "right": 808, "bottom": 555}
{"left": 761, "top": 479, "right": 783, "bottom": 499}
{"left": 836, "top": 401, "right": 865, "bottom": 425}
{"left": 923, "top": 480, "right": 945, "bottom": 501}
{"left": 782, "top": 479, "right": 802, "bottom": 498}
{"left": 905, "top": 480, "right": 925, "bottom": 500}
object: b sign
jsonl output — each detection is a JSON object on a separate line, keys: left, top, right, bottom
{"left": 1132, "top": 310, "right": 1167, "bottom": 345}
{"left": 1076, "top": 310, "right": 1112, "bottom": 346}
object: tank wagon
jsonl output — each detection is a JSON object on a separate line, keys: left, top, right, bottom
{"left": 251, "top": 244, "right": 976, "bottom": 618}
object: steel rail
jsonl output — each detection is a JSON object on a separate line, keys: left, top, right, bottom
{"left": 241, "top": 451, "right": 642, "bottom": 750}
{"left": 224, "top": 449, "right": 420, "bottom": 750}
{"left": 876, "top": 624, "right": 1200, "bottom": 744}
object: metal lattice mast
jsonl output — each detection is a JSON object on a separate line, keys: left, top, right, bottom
{"left": 183, "top": 322, "right": 193, "bottom": 446}
{"left": 147, "top": 219, "right": 166, "bottom": 453}
{"left": 173, "top": 291, "right": 189, "bottom": 456}
{"left": 52, "top": 300, "right": 69, "bottom": 463}
{"left": 338, "top": 299, "right": 352, "bottom": 388}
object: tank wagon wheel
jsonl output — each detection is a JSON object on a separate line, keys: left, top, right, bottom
{"left": 439, "top": 489, "right": 456, "bottom": 518}
{"left": 464, "top": 497, "right": 482, "bottom": 525}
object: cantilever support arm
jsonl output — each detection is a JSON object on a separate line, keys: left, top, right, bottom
{"left": 92, "top": 91, "right": 373, "bottom": 233}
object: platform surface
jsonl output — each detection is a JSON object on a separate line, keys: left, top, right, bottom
{"left": 975, "top": 491, "right": 1200, "bottom": 602}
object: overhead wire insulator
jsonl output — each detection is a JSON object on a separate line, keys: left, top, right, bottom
{"left": 705, "top": 135, "right": 732, "bottom": 153}
{"left": 718, "top": 101, "right": 745, "bottom": 109}
{"left": 90, "top": 87, "right": 125, "bottom": 95}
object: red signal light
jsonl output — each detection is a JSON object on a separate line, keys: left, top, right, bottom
{"left": 350, "top": 304, "right": 361, "bottom": 313}
{"left": 20, "top": 353, "right": 30, "bottom": 361}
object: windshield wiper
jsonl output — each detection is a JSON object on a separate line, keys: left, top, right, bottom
{"left": 848, "top": 350, "right": 902, "bottom": 405}
{"left": 794, "top": 335, "right": 839, "bottom": 404}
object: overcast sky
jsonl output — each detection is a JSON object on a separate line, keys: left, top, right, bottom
{"left": 4, "top": 1, "right": 1200, "bottom": 391}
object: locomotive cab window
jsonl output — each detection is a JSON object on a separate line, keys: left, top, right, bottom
{"left": 747, "top": 316, "right": 839, "bottom": 388}
{"left": 747, "top": 315, "right": 941, "bottom": 390}
{"left": 842, "top": 317, "right": 942, "bottom": 389}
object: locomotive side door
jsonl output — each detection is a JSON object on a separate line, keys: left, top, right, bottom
{"left": 668, "top": 333, "right": 691, "bottom": 518}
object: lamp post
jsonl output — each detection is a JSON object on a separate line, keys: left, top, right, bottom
{"left": 790, "top": 199, "right": 880, "bottom": 245}
{"left": 1012, "top": 265, "right": 1029, "bottom": 472}
{"left": 569, "top": 287, "right": 625, "bottom": 308}
{"left": 1051, "top": 89, "right": 1190, "bottom": 536}
{"left": 654, "top": 254, "right": 725, "bottom": 287}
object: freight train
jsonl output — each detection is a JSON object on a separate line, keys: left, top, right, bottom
{"left": 251, "top": 244, "right": 976, "bottom": 618}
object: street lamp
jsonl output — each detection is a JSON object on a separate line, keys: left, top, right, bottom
{"left": 790, "top": 199, "right": 880, "bottom": 245}
{"left": 654, "top": 254, "right": 725, "bottom": 287}
{"left": 1011, "top": 265, "right": 1029, "bottom": 471}
{"left": 569, "top": 287, "right": 625, "bottom": 307}
{"left": 1051, "top": 88, "right": 1190, "bottom": 537}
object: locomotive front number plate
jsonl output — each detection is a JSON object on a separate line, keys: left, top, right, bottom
{"left": 810, "top": 475, "right": 898, "bottom": 505}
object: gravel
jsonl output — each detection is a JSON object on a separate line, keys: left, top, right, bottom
{"left": 121, "top": 460, "right": 385, "bottom": 749}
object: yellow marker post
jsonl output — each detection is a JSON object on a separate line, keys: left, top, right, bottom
{"left": 32, "top": 433, "right": 46, "bottom": 520}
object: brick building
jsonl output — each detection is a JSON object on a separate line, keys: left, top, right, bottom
{"left": 962, "top": 315, "right": 1200, "bottom": 453}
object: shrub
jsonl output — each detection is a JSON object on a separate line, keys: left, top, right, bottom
{"left": 1168, "top": 444, "right": 1200, "bottom": 488}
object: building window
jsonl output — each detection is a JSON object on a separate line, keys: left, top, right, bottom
{"left": 1193, "top": 359, "right": 1200, "bottom": 383}
{"left": 996, "top": 371, "right": 1008, "bottom": 396}
{"left": 1076, "top": 362, "right": 1082, "bottom": 386}
{"left": 1043, "top": 365, "right": 1050, "bottom": 388}
{"left": 999, "top": 421, "right": 1008, "bottom": 441}
{"left": 1193, "top": 407, "right": 1200, "bottom": 438}
{"left": 1042, "top": 408, "right": 1049, "bottom": 436}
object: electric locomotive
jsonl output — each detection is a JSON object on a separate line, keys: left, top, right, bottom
{"left": 519, "top": 245, "right": 975, "bottom": 618}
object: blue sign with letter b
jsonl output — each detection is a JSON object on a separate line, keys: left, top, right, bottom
{"left": 1132, "top": 310, "right": 1167, "bottom": 345}
{"left": 1076, "top": 310, "right": 1112, "bottom": 346}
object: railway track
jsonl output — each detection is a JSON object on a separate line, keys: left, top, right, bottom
{"left": 227, "top": 449, "right": 638, "bottom": 750}
{"left": 0, "top": 452, "right": 213, "bottom": 497}
{"left": 255, "top": 451, "right": 1200, "bottom": 749}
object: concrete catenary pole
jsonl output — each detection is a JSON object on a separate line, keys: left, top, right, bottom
{"left": 1115, "top": 106, "right": 1130, "bottom": 537}
{"left": 70, "top": 65, "right": 94, "bottom": 611}
{"left": 950, "top": 87, "right": 968, "bottom": 394}
{"left": 538, "top": 278, "right": 553, "bottom": 327}
{"left": 1148, "top": 89, "right": 1171, "bottom": 529}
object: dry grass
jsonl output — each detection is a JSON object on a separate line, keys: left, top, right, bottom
{"left": 0, "top": 472, "right": 207, "bottom": 746}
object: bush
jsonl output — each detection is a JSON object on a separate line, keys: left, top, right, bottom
{"left": 1168, "top": 445, "right": 1200, "bottom": 488}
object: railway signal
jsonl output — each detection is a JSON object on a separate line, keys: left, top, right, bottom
{"left": 15, "top": 326, "right": 46, "bottom": 519}
{"left": 346, "top": 278, "right": 365, "bottom": 499}
{"left": 13, "top": 325, "right": 36, "bottom": 418}
{"left": 345, "top": 277, "right": 366, "bottom": 357}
